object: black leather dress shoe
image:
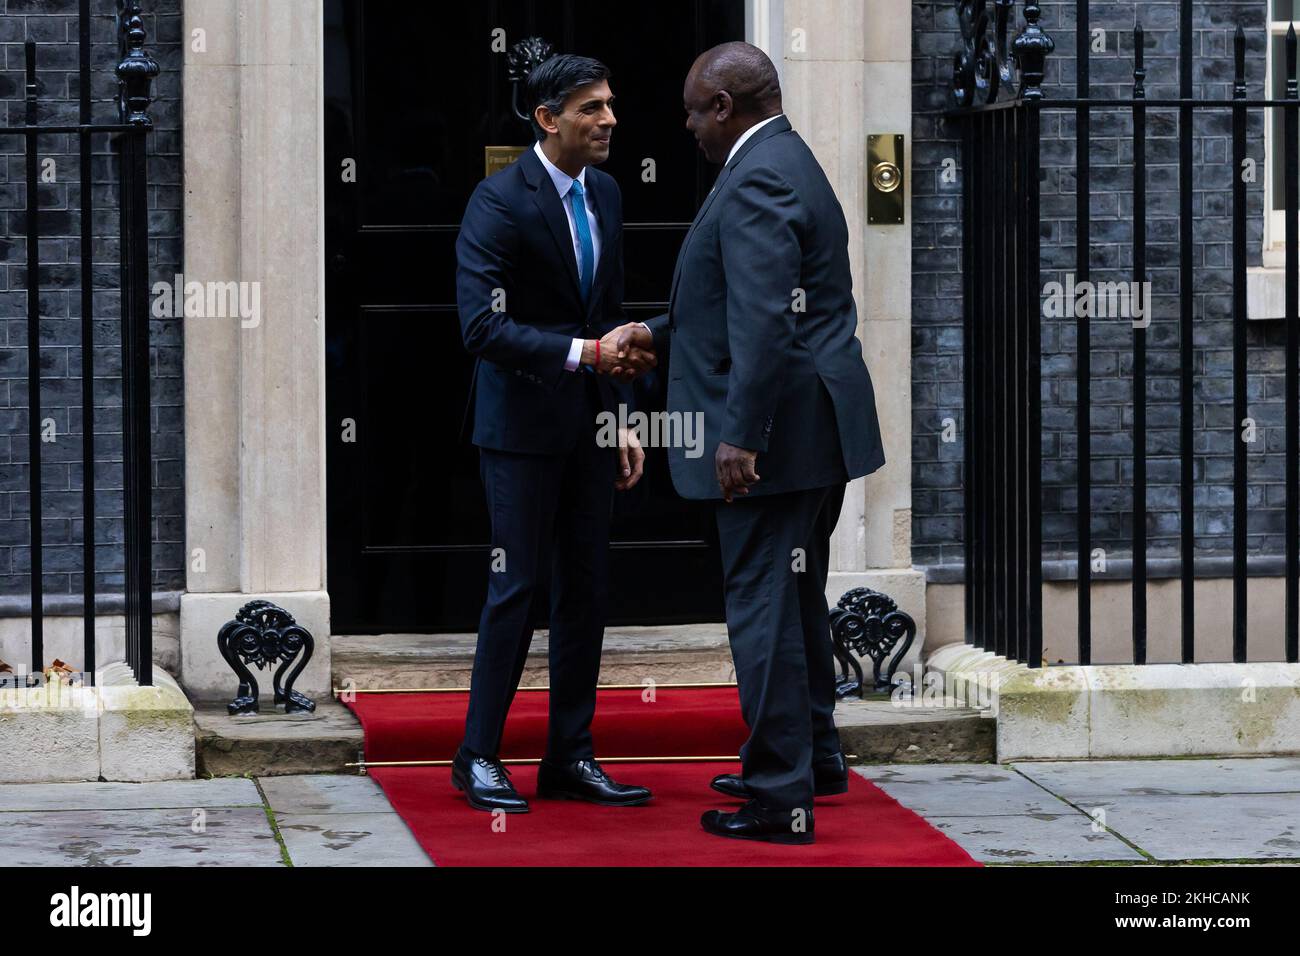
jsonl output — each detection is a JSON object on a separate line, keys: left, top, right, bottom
{"left": 451, "top": 748, "right": 530, "bottom": 813}
{"left": 536, "top": 757, "right": 653, "bottom": 806}
{"left": 700, "top": 800, "right": 815, "bottom": 845}
{"left": 710, "top": 751, "right": 850, "bottom": 800}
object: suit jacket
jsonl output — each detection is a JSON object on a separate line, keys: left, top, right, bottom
{"left": 645, "top": 115, "right": 886, "bottom": 500}
{"left": 456, "top": 145, "right": 630, "bottom": 454}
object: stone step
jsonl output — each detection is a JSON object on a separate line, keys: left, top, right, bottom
{"left": 196, "top": 626, "right": 991, "bottom": 776}
{"left": 331, "top": 624, "right": 737, "bottom": 691}
{"left": 194, "top": 698, "right": 364, "bottom": 777}
{"left": 193, "top": 696, "right": 992, "bottom": 777}
{"left": 834, "top": 696, "right": 995, "bottom": 763}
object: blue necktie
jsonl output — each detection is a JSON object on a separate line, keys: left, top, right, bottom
{"left": 569, "top": 178, "right": 595, "bottom": 303}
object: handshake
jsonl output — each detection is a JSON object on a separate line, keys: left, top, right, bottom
{"left": 582, "top": 322, "right": 657, "bottom": 382}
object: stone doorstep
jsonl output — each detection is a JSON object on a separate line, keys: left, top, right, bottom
{"left": 835, "top": 698, "right": 994, "bottom": 764}
{"left": 193, "top": 699, "right": 991, "bottom": 777}
{"left": 330, "top": 624, "right": 739, "bottom": 691}
{"left": 193, "top": 698, "right": 365, "bottom": 778}
{"left": 0, "top": 662, "right": 195, "bottom": 784}
{"left": 192, "top": 627, "right": 990, "bottom": 777}
{"left": 192, "top": 695, "right": 991, "bottom": 779}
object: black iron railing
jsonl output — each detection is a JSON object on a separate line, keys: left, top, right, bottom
{"left": 6, "top": 0, "right": 158, "bottom": 686}
{"left": 947, "top": 0, "right": 1300, "bottom": 668}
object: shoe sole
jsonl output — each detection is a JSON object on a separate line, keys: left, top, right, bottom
{"left": 451, "top": 775, "right": 531, "bottom": 813}
{"left": 535, "top": 786, "right": 653, "bottom": 807}
{"left": 709, "top": 779, "right": 850, "bottom": 800}
{"left": 700, "top": 824, "right": 814, "bottom": 846}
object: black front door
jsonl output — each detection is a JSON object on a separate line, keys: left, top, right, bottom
{"left": 324, "top": 0, "right": 744, "bottom": 632}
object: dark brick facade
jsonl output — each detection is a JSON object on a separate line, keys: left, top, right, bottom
{"left": 0, "top": 0, "right": 182, "bottom": 605}
{"left": 912, "top": 0, "right": 1290, "bottom": 572}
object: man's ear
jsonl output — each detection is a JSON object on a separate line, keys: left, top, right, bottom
{"left": 714, "top": 90, "right": 733, "bottom": 122}
{"left": 534, "top": 104, "right": 560, "bottom": 138}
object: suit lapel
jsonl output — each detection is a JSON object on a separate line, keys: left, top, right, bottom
{"left": 520, "top": 147, "right": 582, "bottom": 301}
{"left": 669, "top": 164, "right": 733, "bottom": 308}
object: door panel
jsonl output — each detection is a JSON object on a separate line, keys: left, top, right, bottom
{"left": 325, "top": 0, "right": 743, "bottom": 632}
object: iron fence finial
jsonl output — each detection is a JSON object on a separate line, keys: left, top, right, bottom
{"left": 1133, "top": 22, "right": 1146, "bottom": 99}
{"left": 1012, "top": 1, "right": 1053, "bottom": 101}
{"left": 1233, "top": 23, "right": 1246, "bottom": 99}
{"left": 115, "top": 2, "right": 159, "bottom": 126}
{"left": 1288, "top": 23, "right": 1297, "bottom": 99}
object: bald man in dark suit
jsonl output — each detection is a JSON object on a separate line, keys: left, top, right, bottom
{"left": 618, "top": 42, "right": 885, "bottom": 844}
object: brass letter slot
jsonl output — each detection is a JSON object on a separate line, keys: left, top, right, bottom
{"left": 867, "top": 133, "right": 905, "bottom": 225}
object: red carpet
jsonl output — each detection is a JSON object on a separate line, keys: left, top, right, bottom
{"left": 343, "top": 687, "right": 980, "bottom": 867}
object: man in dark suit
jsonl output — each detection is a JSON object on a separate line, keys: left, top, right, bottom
{"left": 618, "top": 42, "right": 886, "bottom": 844}
{"left": 454, "top": 54, "right": 657, "bottom": 813}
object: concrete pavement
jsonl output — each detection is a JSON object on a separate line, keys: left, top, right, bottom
{"left": 0, "top": 756, "right": 1297, "bottom": 865}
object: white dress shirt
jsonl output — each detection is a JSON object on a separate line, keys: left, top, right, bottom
{"left": 532, "top": 141, "right": 602, "bottom": 372}
{"left": 724, "top": 113, "right": 783, "bottom": 166}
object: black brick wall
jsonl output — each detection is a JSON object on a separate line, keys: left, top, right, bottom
{"left": 912, "top": 0, "right": 1288, "bottom": 570}
{"left": 0, "top": 0, "right": 182, "bottom": 604}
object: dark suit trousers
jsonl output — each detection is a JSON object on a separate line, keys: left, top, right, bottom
{"left": 462, "top": 377, "right": 614, "bottom": 761}
{"left": 714, "top": 482, "right": 847, "bottom": 809}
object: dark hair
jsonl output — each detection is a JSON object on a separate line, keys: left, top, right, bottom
{"left": 524, "top": 54, "right": 611, "bottom": 141}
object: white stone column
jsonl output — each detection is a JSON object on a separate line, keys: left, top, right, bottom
{"left": 777, "top": 0, "right": 927, "bottom": 649}
{"left": 179, "top": 0, "right": 330, "bottom": 699}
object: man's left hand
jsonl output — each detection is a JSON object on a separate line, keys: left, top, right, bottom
{"left": 616, "top": 427, "right": 644, "bottom": 491}
{"left": 716, "top": 441, "right": 759, "bottom": 502}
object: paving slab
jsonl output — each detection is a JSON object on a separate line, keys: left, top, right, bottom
{"left": 258, "top": 773, "right": 397, "bottom": 814}
{"left": 1012, "top": 757, "right": 1300, "bottom": 797}
{"left": 923, "top": 812, "right": 1147, "bottom": 863}
{"left": 1064, "top": 793, "right": 1300, "bottom": 861}
{"left": 854, "top": 763, "right": 1068, "bottom": 816}
{"left": 0, "top": 777, "right": 261, "bottom": 812}
{"left": 854, "top": 763, "right": 1144, "bottom": 863}
{"left": 0, "top": 806, "right": 283, "bottom": 866}
{"left": 274, "top": 811, "right": 433, "bottom": 866}
{"left": 258, "top": 774, "right": 431, "bottom": 866}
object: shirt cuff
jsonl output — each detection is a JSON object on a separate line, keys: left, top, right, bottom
{"left": 638, "top": 322, "right": 651, "bottom": 335}
{"left": 564, "top": 337, "right": 585, "bottom": 372}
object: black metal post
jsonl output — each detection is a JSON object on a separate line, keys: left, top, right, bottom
{"left": 1076, "top": 0, "right": 1092, "bottom": 665}
{"left": 977, "top": 110, "right": 982, "bottom": 650}
{"left": 79, "top": 0, "right": 96, "bottom": 685}
{"left": 25, "top": 39, "right": 43, "bottom": 675}
{"left": 115, "top": 6, "right": 158, "bottom": 686}
{"left": 1179, "top": 0, "right": 1196, "bottom": 661}
{"left": 994, "top": 107, "right": 1007, "bottom": 658}
{"left": 128, "top": 124, "right": 152, "bottom": 686}
{"left": 1133, "top": 21, "right": 1148, "bottom": 664}
{"left": 984, "top": 107, "right": 996, "bottom": 654}
{"left": 1288, "top": 25, "right": 1300, "bottom": 664}
{"left": 1027, "top": 96, "right": 1043, "bottom": 667}
{"left": 1231, "top": 25, "right": 1248, "bottom": 662}
{"left": 962, "top": 115, "right": 975, "bottom": 648}
{"left": 116, "top": 128, "right": 135, "bottom": 682}
{"left": 1012, "top": 102, "right": 1026, "bottom": 665}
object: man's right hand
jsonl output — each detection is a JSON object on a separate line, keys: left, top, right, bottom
{"left": 583, "top": 323, "right": 656, "bottom": 380}
{"left": 607, "top": 323, "right": 656, "bottom": 380}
